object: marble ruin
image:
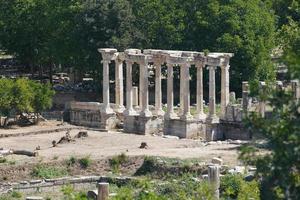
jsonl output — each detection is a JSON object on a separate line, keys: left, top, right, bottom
{"left": 65, "top": 48, "right": 300, "bottom": 140}
{"left": 66, "top": 48, "right": 241, "bottom": 140}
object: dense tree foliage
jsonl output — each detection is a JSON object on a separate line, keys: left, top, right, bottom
{"left": 0, "top": 78, "right": 55, "bottom": 126}
{"left": 0, "top": 0, "right": 280, "bottom": 94}
{"left": 240, "top": 26, "right": 300, "bottom": 199}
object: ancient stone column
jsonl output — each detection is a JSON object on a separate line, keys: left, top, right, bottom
{"left": 208, "top": 165, "right": 220, "bottom": 200}
{"left": 154, "top": 61, "right": 164, "bottom": 116}
{"left": 124, "top": 61, "right": 135, "bottom": 115}
{"left": 196, "top": 63, "right": 206, "bottom": 120}
{"left": 221, "top": 64, "right": 230, "bottom": 118}
{"left": 139, "top": 63, "right": 143, "bottom": 109}
{"left": 180, "top": 63, "right": 192, "bottom": 120}
{"left": 101, "top": 60, "right": 113, "bottom": 114}
{"left": 259, "top": 81, "right": 266, "bottom": 118}
{"left": 208, "top": 65, "right": 218, "bottom": 121}
{"left": 242, "top": 81, "right": 250, "bottom": 113}
{"left": 140, "top": 61, "right": 152, "bottom": 117}
{"left": 97, "top": 182, "right": 109, "bottom": 200}
{"left": 179, "top": 64, "right": 184, "bottom": 115}
{"left": 115, "top": 59, "right": 124, "bottom": 112}
{"left": 165, "top": 63, "right": 176, "bottom": 119}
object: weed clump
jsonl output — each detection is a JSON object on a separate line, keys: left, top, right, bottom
{"left": 109, "top": 153, "right": 128, "bottom": 173}
{"left": 78, "top": 156, "right": 92, "bottom": 169}
{"left": 31, "top": 164, "right": 68, "bottom": 179}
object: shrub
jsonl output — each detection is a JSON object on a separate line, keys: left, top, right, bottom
{"left": 220, "top": 174, "right": 260, "bottom": 199}
{"left": 31, "top": 164, "right": 68, "bottom": 179}
{"left": 78, "top": 156, "right": 91, "bottom": 169}
{"left": 67, "top": 156, "right": 77, "bottom": 167}
{"left": 11, "top": 191, "right": 22, "bottom": 198}
{"left": 109, "top": 153, "right": 128, "bottom": 173}
{"left": 61, "top": 185, "right": 88, "bottom": 200}
{"left": 0, "top": 157, "right": 7, "bottom": 163}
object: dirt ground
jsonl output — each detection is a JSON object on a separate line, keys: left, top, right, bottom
{"left": 0, "top": 121, "right": 243, "bottom": 167}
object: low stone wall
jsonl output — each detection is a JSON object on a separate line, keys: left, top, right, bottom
{"left": 67, "top": 102, "right": 102, "bottom": 128}
{"left": 220, "top": 121, "right": 251, "bottom": 140}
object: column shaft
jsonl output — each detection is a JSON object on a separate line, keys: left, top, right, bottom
{"left": 165, "top": 64, "right": 175, "bottom": 119}
{"left": 139, "top": 64, "right": 143, "bottom": 108}
{"left": 221, "top": 65, "right": 230, "bottom": 118}
{"left": 180, "top": 65, "right": 184, "bottom": 114}
{"left": 208, "top": 65, "right": 217, "bottom": 120}
{"left": 140, "top": 62, "right": 151, "bottom": 117}
{"left": 196, "top": 64, "right": 205, "bottom": 119}
{"left": 115, "top": 60, "right": 124, "bottom": 111}
{"left": 181, "top": 64, "right": 192, "bottom": 120}
{"left": 125, "top": 61, "right": 134, "bottom": 115}
{"left": 102, "top": 60, "right": 112, "bottom": 113}
{"left": 154, "top": 62, "right": 164, "bottom": 116}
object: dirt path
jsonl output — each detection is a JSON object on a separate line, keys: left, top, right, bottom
{"left": 0, "top": 126, "right": 242, "bottom": 166}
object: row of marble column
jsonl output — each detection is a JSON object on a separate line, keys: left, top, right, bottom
{"left": 101, "top": 60, "right": 230, "bottom": 122}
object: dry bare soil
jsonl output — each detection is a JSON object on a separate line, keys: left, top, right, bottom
{"left": 0, "top": 121, "right": 243, "bottom": 181}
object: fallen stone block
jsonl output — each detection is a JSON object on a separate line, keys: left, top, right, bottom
{"left": 212, "top": 157, "right": 223, "bottom": 165}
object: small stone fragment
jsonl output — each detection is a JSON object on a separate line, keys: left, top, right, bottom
{"left": 139, "top": 142, "right": 148, "bottom": 149}
{"left": 212, "top": 157, "right": 223, "bottom": 165}
{"left": 52, "top": 140, "right": 57, "bottom": 147}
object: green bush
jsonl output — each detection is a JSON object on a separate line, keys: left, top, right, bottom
{"left": 10, "top": 191, "right": 22, "bottom": 199}
{"left": 61, "top": 185, "right": 88, "bottom": 200}
{"left": 109, "top": 153, "right": 128, "bottom": 173}
{"left": 67, "top": 156, "right": 77, "bottom": 167}
{"left": 0, "top": 157, "right": 7, "bottom": 163}
{"left": 31, "top": 164, "right": 68, "bottom": 179}
{"left": 220, "top": 174, "right": 260, "bottom": 200}
{"left": 78, "top": 156, "right": 91, "bottom": 169}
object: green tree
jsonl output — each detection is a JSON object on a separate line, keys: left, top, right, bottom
{"left": 132, "top": 0, "right": 276, "bottom": 94}
{"left": 239, "top": 30, "right": 300, "bottom": 199}
{"left": 0, "top": 79, "right": 55, "bottom": 126}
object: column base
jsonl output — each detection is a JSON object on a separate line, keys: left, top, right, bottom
{"left": 115, "top": 105, "right": 125, "bottom": 114}
{"left": 180, "top": 113, "right": 193, "bottom": 121}
{"left": 195, "top": 113, "right": 207, "bottom": 121}
{"left": 101, "top": 106, "right": 114, "bottom": 114}
{"left": 153, "top": 109, "right": 165, "bottom": 116}
{"left": 164, "top": 111, "right": 178, "bottom": 120}
{"left": 163, "top": 118, "right": 198, "bottom": 139}
{"left": 124, "top": 115, "right": 163, "bottom": 135}
{"left": 140, "top": 109, "right": 152, "bottom": 117}
{"left": 124, "top": 108, "right": 137, "bottom": 116}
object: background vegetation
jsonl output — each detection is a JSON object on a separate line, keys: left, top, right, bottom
{"left": 0, "top": 0, "right": 298, "bottom": 94}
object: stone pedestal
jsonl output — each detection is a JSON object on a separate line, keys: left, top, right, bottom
{"left": 205, "top": 118, "right": 222, "bottom": 141}
{"left": 100, "top": 112, "right": 117, "bottom": 131}
{"left": 124, "top": 115, "right": 163, "bottom": 135}
{"left": 163, "top": 118, "right": 199, "bottom": 139}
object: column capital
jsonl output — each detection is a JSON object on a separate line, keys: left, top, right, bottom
{"left": 220, "top": 64, "right": 230, "bottom": 70}
{"left": 180, "top": 63, "right": 191, "bottom": 68}
{"left": 125, "top": 60, "right": 133, "bottom": 65}
{"left": 195, "top": 63, "right": 205, "bottom": 68}
{"left": 207, "top": 65, "right": 217, "bottom": 70}
{"left": 101, "top": 60, "right": 111, "bottom": 64}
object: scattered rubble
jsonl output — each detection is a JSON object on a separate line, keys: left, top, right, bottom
{"left": 139, "top": 142, "right": 148, "bottom": 149}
